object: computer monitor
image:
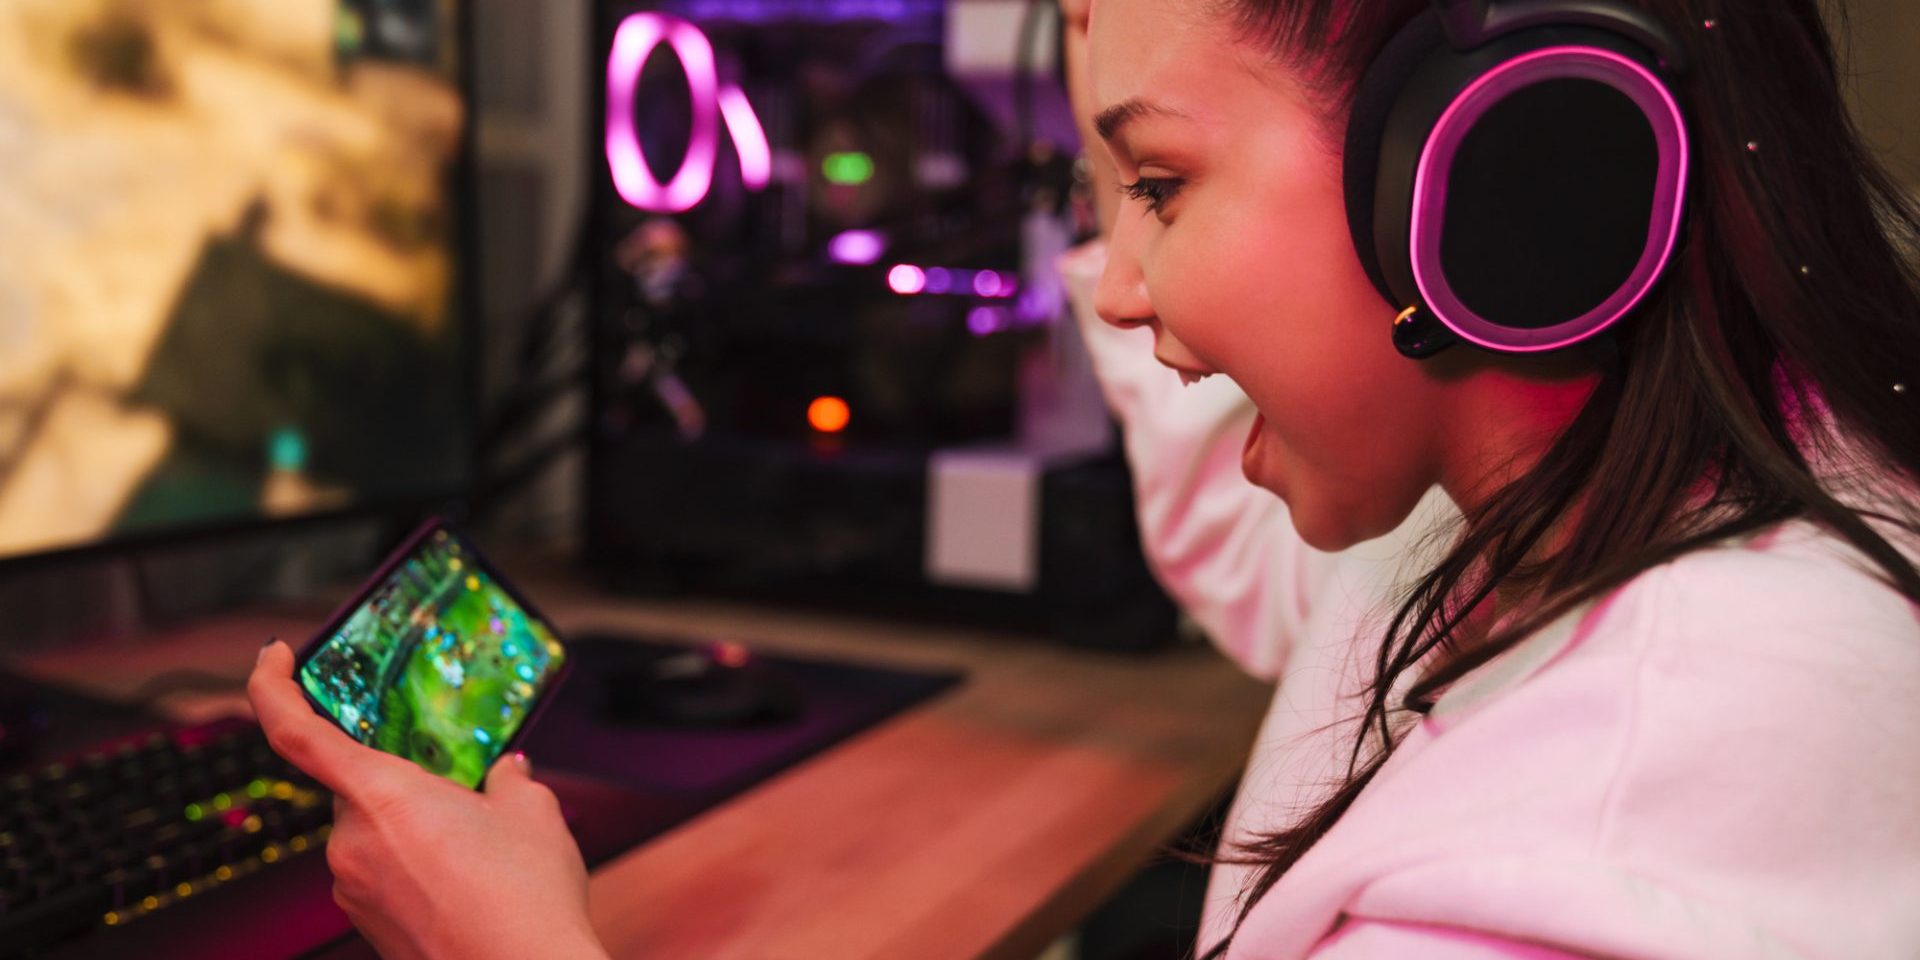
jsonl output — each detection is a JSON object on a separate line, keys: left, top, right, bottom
{"left": 0, "top": 0, "right": 474, "bottom": 569}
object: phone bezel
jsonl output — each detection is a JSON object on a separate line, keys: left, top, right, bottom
{"left": 293, "top": 516, "right": 573, "bottom": 791}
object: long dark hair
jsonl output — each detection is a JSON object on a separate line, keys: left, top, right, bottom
{"left": 1194, "top": 0, "right": 1920, "bottom": 955}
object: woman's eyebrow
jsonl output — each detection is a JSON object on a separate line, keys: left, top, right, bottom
{"left": 1094, "top": 97, "right": 1191, "bottom": 144}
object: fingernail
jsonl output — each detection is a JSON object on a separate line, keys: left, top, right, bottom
{"left": 257, "top": 637, "right": 276, "bottom": 665}
{"left": 513, "top": 751, "right": 531, "bottom": 773}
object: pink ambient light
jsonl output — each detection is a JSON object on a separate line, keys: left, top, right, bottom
{"left": 717, "top": 83, "right": 771, "bottom": 191}
{"left": 888, "top": 264, "right": 927, "bottom": 295}
{"left": 967, "top": 306, "right": 1007, "bottom": 336}
{"left": 606, "top": 13, "right": 720, "bottom": 213}
{"left": 828, "top": 230, "right": 887, "bottom": 265}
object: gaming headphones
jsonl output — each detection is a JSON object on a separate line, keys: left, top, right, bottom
{"left": 1345, "top": 0, "right": 1693, "bottom": 358}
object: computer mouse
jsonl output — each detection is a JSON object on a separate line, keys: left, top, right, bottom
{"left": 600, "top": 642, "right": 803, "bottom": 729}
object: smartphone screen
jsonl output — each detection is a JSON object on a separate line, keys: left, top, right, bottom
{"left": 296, "top": 521, "right": 568, "bottom": 789}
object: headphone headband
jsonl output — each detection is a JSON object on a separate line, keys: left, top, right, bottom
{"left": 1435, "top": 0, "right": 1689, "bottom": 71}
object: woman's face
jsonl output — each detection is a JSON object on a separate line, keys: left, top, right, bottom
{"left": 1089, "top": 0, "right": 1449, "bottom": 550}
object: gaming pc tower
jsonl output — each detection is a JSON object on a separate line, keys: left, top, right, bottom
{"left": 584, "top": 0, "right": 1178, "bottom": 648}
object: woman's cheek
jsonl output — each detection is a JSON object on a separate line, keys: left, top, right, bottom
{"left": 1144, "top": 239, "right": 1247, "bottom": 363}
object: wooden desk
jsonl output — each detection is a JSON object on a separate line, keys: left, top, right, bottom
{"left": 13, "top": 574, "right": 1273, "bottom": 960}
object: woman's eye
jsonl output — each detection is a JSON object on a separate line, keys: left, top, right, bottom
{"left": 1120, "top": 176, "right": 1185, "bottom": 215}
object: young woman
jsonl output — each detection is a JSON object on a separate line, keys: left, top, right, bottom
{"left": 247, "top": 0, "right": 1920, "bottom": 956}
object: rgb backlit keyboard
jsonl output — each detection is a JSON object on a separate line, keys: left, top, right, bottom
{"left": 0, "top": 719, "right": 331, "bottom": 956}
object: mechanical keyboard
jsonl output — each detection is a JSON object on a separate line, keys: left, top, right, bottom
{"left": 0, "top": 718, "right": 335, "bottom": 959}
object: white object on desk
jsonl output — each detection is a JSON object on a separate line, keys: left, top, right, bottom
{"left": 925, "top": 447, "right": 1041, "bottom": 592}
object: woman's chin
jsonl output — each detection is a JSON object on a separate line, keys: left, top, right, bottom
{"left": 1243, "top": 416, "right": 1426, "bottom": 552}
{"left": 1288, "top": 507, "right": 1365, "bottom": 553}
{"left": 1245, "top": 452, "right": 1368, "bottom": 552}
{"left": 1288, "top": 481, "right": 1422, "bottom": 553}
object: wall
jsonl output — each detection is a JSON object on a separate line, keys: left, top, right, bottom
{"left": 1836, "top": 0, "right": 1920, "bottom": 194}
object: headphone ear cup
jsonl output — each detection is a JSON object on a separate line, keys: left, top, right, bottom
{"left": 1353, "top": 15, "right": 1689, "bottom": 357}
{"left": 1438, "top": 66, "right": 1668, "bottom": 334}
{"left": 1344, "top": 8, "right": 1447, "bottom": 311}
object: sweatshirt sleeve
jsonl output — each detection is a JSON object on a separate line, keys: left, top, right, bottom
{"left": 1059, "top": 240, "right": 1333, "bottom": 680}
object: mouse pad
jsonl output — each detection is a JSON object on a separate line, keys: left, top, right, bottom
{"left": 518, "top": 633, "right": 964, "bottom": 796}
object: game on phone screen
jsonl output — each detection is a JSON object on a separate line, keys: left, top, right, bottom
{"left": 298, "top": 525, "right": 566, "bottom": 788}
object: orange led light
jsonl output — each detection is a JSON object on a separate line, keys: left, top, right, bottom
{"left": 807, "top": 396, "right": 851, "bottom": 434}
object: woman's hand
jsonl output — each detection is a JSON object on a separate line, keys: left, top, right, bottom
{"left": 248, "top": 641, "right": 609, "bottom": 960}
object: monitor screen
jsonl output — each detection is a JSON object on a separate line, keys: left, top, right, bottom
{"left": 0, "top": 0, "right": 470, "bottom": 564}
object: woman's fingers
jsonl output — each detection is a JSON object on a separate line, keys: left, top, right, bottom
{"left": 484, "top": 751, "right": 566, "bottom": 821}
{"left": 483, "top": 751, "right": 535, "bottom": 795}
{"left": 247, "top": 640, "right": 408, "bottom": 800}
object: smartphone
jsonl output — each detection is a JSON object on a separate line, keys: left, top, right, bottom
{"left": 295, "top": 519, "right": 570, "bottom": 789}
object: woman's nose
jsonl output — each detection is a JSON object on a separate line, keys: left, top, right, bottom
{"left": 1093, "top": 234, "right": 1153, "bottom": 330}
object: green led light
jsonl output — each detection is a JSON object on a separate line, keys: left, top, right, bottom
{"left": 183, "top": 803, "right": 204, "bottom": 822}
{"left": 247, "top": 779, "right": 269, "bottom": 799}
{"left": 822, "top": 151, "right": 874, "bottom": 186}
{"left": 212, "top": 793, "right": 233, "bottom": 812}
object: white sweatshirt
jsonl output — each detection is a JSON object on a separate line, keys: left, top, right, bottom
{"left": 1059, "top": 241, "right": 1920, "bottom": 959}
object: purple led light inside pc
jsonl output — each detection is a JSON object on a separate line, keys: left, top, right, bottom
{"left": 717, "top": 84, "right": 771, "bottom": 191}
{"left": 888, "top": 264, "right": 927, "bottom": 295}
{"left": 885, "top": 264, "right": 1022, "bottom": 299}
{"left": 1409, "top": 46, "right": 1690, "bottom": 352}
{"left": 1014, "top": 287, "right": 1055, "bottom": 324}
{"left": 966, "top": 306, "right": 1007, "bottom": 336}
{"left": 606, "top": 13, "right": 721, "bottom": 213}
{"left": 828, "top": 230, "right": 887, "bottom": 265}
{"left": 671, "top": 0, "right": 939, "bottom": 24}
